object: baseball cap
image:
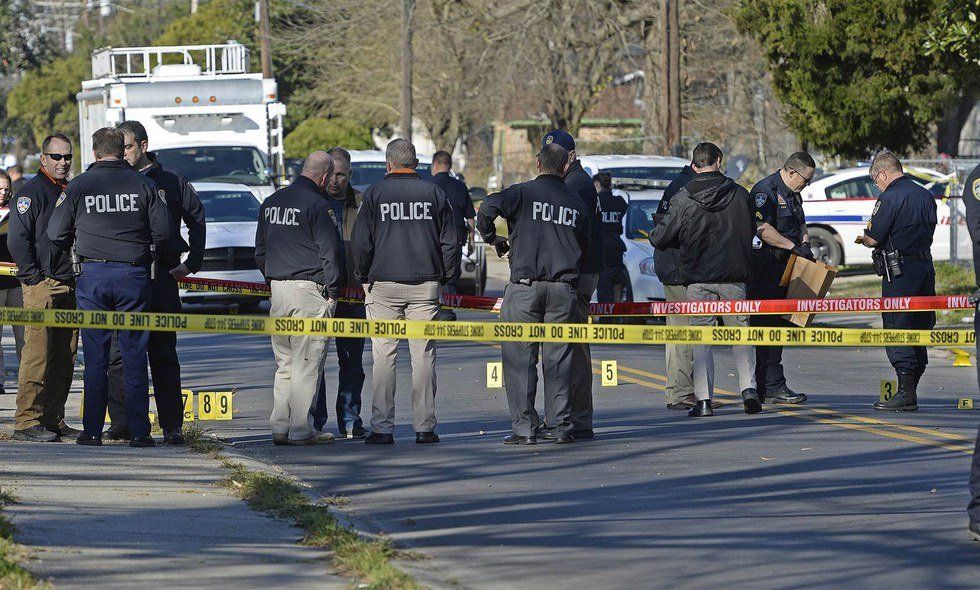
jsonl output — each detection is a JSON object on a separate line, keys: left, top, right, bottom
{"left": 542, "top": 129, "right": 575, "bottom": 152}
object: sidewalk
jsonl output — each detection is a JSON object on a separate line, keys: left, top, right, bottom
{"left": 0, "top": 393, "right": 347, "bottom": 589}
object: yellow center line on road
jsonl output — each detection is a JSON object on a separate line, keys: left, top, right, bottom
{"left": 603, "top": 361, "right": 976, "bottom": 454}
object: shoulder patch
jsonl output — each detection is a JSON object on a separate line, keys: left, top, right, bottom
{"left": 872, "top": 200, "right": 881, "bottom": 215}
{"left": 16, "top": 196, "right": 31, "bottom": 214}
{"left": 326, "top": 208, "right": 338, "bottom": 225}
{"left": 754, "top": 193, "right": 767, "bottom": 208}
{"left": 972, "top": 177, "right": 980, "bottom": 201}
{"left": 55, "top": 192, "right": 67, "bottom": 207}
{"left": 157, "top": 188, "right": 167, "bottom": 206}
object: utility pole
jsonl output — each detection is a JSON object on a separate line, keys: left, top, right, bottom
{"left": 191, "top": 0, "right": 198, "bottom": 14}
{"left": 257, "top": 0, "right": 273, "bottom": 78}
{"left": 401, "top": 0, "right": 415, "bottom": 141}
{"left": 660, "top": 0, "right": 681, "bottom": 156}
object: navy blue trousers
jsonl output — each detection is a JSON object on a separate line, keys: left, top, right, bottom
{"left": 106, "top": 266, "right": 184, "bottom": 433}
{"left": 311, "top": 301, "right": 365, "bottom": 433}
{"left": 881, "top": 261, "right": 936, "bottom": 374}
{"left": 748, "top": 259, "right": 791, "bottom": 398}
{"left": 76, "top": 263, "right": 152, "bottom": 438}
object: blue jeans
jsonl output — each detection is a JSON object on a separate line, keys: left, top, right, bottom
{"left": 75, "top": 263, "right": 152, "bottom": 438}
{"left": 311, "top": 301, "right": 365, "bottom": 433}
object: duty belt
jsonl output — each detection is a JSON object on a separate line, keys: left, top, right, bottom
{"left": 900, "top": 251, "right": 932, "bottom": 262}
{"left": 81, "top": 258, "right": 147, "bottom": 266}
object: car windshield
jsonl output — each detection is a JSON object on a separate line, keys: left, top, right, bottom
{"left": 198, "top": 190, "right": 261, "bottom": 223}
{"left": 350, "top": 161, "right": 432, "bottom": 190}
{"left": 155, "top": 146, "right": 269, "bottom": 186}
{"left": 626, "top": 199, "right": 660, "bottom": 240}
{"left": 601, "top": 166, "right": 684, "bottom": 182}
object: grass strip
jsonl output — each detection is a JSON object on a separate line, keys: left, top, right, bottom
{"left": 183, "top": 426, "right": 423, "bottom": 590}
{"left": 0, "top": 488, "right": 50, "bottom": 590}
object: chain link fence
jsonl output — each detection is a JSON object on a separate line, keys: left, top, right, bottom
{"left": 905, "top": 158, "right": 980, "bottom": 267}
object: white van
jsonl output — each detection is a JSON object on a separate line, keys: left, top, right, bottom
{"left": 801, "top": 167, "right": 961, "bottom": 267}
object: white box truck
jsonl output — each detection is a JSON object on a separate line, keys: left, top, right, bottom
{"left": 76, "top": 42, "right": 286, "bottom": 199}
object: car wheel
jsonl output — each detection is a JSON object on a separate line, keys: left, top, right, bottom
{"left": 808, "top": 227, "right": 842, "bottom": 267}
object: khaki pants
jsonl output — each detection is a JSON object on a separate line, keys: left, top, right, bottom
{"left": 687, "top": 282, "right": 756, "bottom": 401}
{"left": 663, "top": 284, "right": 694, "bottom": 403}
{"left": 365, "top": 281, "right": 439, "bottom": 434}
{"left": 270, "top": 280, "right": 335, "bottom": 442}
{"left": 15, "top": 278, "right": 78, "bottom": 430}
{"left": 0, "top": 287, "right": 25, "bottom": 388}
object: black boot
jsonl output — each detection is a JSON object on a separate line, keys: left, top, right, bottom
{"left": 874, "top": 372, "right": 918, "bottom": 411}
{"left": 688, "top": 399, "right": 713, "bottom": 417}
{"left": 741, "top": 388, "right": 763, "bottom": 414}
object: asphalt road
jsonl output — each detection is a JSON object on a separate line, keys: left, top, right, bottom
{"left": 166, "top": 267, "right": 979, "bottom": 589}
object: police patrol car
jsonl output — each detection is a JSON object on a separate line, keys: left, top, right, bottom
{"left": 800, "top": 166, "right": 959, "bottom": 267}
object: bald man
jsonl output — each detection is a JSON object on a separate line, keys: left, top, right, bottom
{"left": 255, "top": 152, "right": 346, "bottom": 445}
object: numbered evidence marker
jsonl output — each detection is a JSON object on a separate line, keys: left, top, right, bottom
{"left": 486, "top": 362, "right": 503, "bottom": 388}
{"left": 198, "top": 391, "right": 233, "bottom": 421}
{"left": 601, "top": 360, "right": 618, "bottom": 387}
{"left": 879, "top": 380, "right": 897, "bottom": 403}
{"left": 957, "top": 398, "right": 975, "bottom": 410}
{"left": 181, "top": 389, "right": 195, "bottom": 422}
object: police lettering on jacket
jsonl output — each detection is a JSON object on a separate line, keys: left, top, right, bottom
{"left": 532, "top": 201, "right": 579, "bottom": 226}
{"left": 254, "top": 176, "right": 344, "bottom": 298}
{"left": 477, "top": 174, "right": 591, "bottom": 285}
{"left": 47, "top": 159, "right": 172, "bottom": 264}
{"left": 379, "top": 201, "right": 432, "bottom": 221}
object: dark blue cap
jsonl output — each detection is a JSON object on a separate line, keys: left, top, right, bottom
{"left": 542, "top": 129, "right": 575, "bottom": 152}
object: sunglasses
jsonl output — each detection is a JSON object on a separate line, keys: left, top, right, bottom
{"left": 44, "top": 153, "right": 73, "bottom": 162}
{"left": 788, "top": 167, "right": 812, "bottom": 187}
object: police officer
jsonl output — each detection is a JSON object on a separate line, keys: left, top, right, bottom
{"left": 47, "top": 127, "right": 172, "bottom": 446}
{"left": 429, "top": 150, "right": 475, "bottom": 296}
{"left": 310, "top": 146, "right": 368, "bottom": 440}
{"left": 858, "top": 150, "right": 936, "bottom": 411}
{"left": 594, "top": 172, "right": 628, "bottom": 304}
{"left": 747, "top": 152, "right": 818, "bottom": 405}
{"left": 476, "top": 142, "right": 591, "bottom": 445}
{"left": 103, "top": 120, "right": 207, "bottom": 444}
{"left": 255, "top": 151, "right": 344, "bottom": 446}
{"left": 8, "top": 133, "right": 79, "bottom": 442}
{"left": 350, "top": 139, "right": 458, "bottom": 445}
{"left": 960, "top": 161, "right": 980, "bottom": 542}
{"left": 546, "top": 130, "right": 603, "bottom": 439}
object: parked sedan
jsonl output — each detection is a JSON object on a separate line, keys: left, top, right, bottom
{"left": 180, "top": 182, "right": 266, "bottom": 310}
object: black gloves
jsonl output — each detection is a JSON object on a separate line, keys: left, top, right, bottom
{"left": 791, "top": 242, "right": 816, "bottom": 262}
{"left": 492, "top": 236, "right": 510, "bottom": 258}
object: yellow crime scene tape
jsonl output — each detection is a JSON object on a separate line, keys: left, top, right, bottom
{"left": 0, "top": 307, "right": 974, "bottom": 347}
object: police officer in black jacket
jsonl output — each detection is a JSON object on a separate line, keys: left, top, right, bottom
{"left": 858, "top": 150, "right": 936, "bottom": 411}
{"left": 747, "top": 152, "right": 818, "bottom": 405}
{"left": 48, "top": 127, "right": 172, "bottom": 447}
{"left": 545, "top": 130, "right": 603, "bottom": 439}
{"left": 960, "top": 162, "right": 980, "bottom": 542}
{"left": 594, "top": 172, "right": 629, "bottom": 304}
{"left": 429, "top": 150, "right": 475, "bottom": 295}
{"left": 351, "top": 139, "right": 459, "bottom": 445}
{"left": 477, "top": 142, "right": 591, "bottom": 445}
{"left": 255, "top": 151, "right": 344, "bottom": 446}
{"left": 103, "top": 120, "right": 207, "bottom": 444}
{"left": 8, "top": 133, "right": 79, "bottom": 443}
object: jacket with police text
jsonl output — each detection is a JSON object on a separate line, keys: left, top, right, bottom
{"left": 47, "top": 159, "right": 172, "bottom": 264}
{"left": 350, "top": 170, "right": 459, "bottom": 285}
{"left": 254, "top": 175, "right": 345, "bottom": 298}
{"left": 477, "top": 174, "right": 591, "bottom": 284}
